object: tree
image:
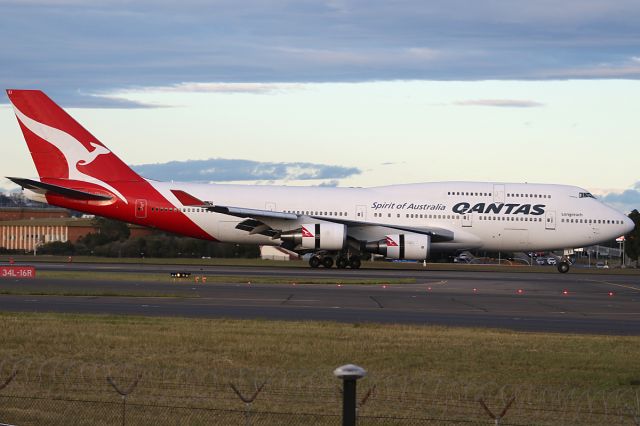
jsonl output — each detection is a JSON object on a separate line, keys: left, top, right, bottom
{"left": 79, "top": 217, "right": 131, "bottom": 249}
{"left": 624, "top": 209, "right": 640, "bottom": 265}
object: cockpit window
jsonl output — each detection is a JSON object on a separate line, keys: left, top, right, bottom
{"left": 579, "top": 192, "right": 595, "bottom": 199}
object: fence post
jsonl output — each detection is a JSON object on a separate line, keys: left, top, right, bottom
{"left": 477, "top": 397, "right": 515, "bottom": 425}
{"left": 229, "top": 381, "right": 266, "bottom": 426}
{"left": 107, "top": 373, "right": 142, "bottom": 426}
{"left": 334, "top": 364, "right": 367, "bottom": 426}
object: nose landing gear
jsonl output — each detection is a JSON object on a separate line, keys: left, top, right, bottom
{"left": 557, "top": 262, "right": 570, "bottom": 273}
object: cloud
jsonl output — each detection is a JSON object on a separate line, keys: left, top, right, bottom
{"left": 601, "top": 183, "right": 640, "bottom": 213}
{"left": 132, "top": 158, "right": 361, "bottom": 182}
{"left": 114, "top": 82, "right": 305, "bottom": 95}
{"left": 317, "top": 180, "right": 340, "bottom": 187}
{"left": 3, "top": 1, "right": 640, "bottom": 107}
{"left": 454, "top": 99, "right": 544, "bottom": 108}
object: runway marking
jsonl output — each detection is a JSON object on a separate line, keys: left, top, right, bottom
{"left": 422, "top": 280, "right": 448, "bottom": 286}
{"left": 281, "top": 294, "right": 294, "bottom": 305}
{"left": 585, "top": 279, "right": 640, "bottom": 292}
{"left": 449, "top": 297, "right": 488, "bottom": 312}
{"left": 197, "top": 298, "right": 320, "bottom": 303}
{"left": 369, "top": 296, "right": 384, "bottom": 309}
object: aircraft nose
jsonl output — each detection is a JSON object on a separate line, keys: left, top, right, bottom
{"left": 622, "top": 215, "right": 635, "bottom": 234}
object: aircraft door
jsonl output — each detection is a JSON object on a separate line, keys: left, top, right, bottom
{"left": 135, "top": 199, "right": 147, "bottom": 219}
{"left": 265, "top": 202, "right": 276, "bottom": 211}
{"left": 356, "top": 205, "right": 367, "bottom": 221}
{"left": 545, "top": 210, "right": 556, "bottom": 230}
{"left": 462, "top": 213, "right": 472, "bottom": 227}
{"left": 493, "top": 184, "right": 505, "bottom": 203}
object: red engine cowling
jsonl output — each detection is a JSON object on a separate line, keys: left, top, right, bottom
{"left": 365, "top": 234, "right": 430, "bottom": 260}
{"left": 280, "top": 223, "right": 347, "bottom": 250}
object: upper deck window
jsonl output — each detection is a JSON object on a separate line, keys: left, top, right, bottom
{"left": 579, "top": 192, "right": 595, "bottom": 199}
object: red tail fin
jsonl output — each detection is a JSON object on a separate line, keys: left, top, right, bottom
{"left": 7, "top": 90, "right": 143, "bottom": 203}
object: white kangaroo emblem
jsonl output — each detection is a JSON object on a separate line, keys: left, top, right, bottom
{"left": 13, "top": 106, "right": 128, "bottom": 204}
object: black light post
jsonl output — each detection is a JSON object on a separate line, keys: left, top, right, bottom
{"left": 334, "top": 364, "right": 366, "bottom": 426}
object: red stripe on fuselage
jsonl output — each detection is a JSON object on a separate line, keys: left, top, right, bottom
{"left": 42, "top": 179, "right": 216, "bottom": 241}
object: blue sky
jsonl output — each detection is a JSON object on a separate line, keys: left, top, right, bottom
{"left": 2, "top": 0, "right": 640, "bottom": 212}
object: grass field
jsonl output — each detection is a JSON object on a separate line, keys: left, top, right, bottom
{"left": 1, "top": 312, "right": 637, "bottom": 388}
{"left": 36, "top": 270, "right": 417, "bottom": 285}
{"left": 0, "top": 312, "right": 639, "bottom": 424}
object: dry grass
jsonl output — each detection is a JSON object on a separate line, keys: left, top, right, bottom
{"left": 1, "top": 313, "right": 639, "bottom": 424}
{"left": 1, "top": 312, "right": 638, "bottom": 389}
{"left": 35, "top": 270, "right": 416, "bottom": 285}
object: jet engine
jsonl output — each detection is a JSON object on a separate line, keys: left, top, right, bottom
{"left": 365, "top": 234, "right": 430, "bottom": 260}
{"left": 280, "top": 223, "right": 347, "bottom": 250}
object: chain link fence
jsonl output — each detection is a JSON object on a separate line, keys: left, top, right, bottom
{"left": 0, "top": 357, "right": 638, "bottom": 425}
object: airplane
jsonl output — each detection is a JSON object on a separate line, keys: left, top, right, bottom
{"left": 5, "top": 89, "right": 635, "bottom": 273}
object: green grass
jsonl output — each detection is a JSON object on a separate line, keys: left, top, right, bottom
{"left": 36, "top": 270, "right": 417, "bottom": 285}
{"left": 0, "top": 313, "right": 638, "bottom": 425}
{"left": 0, "top": 289, "right": 185, "bottom": 297}
{"left": 0, "top": 312, "right": 637, "bottom": 388}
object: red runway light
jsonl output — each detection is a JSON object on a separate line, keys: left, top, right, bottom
{"left": 427, "top": 286, "right": 432, "bottom": 291}
{"left": 608, "top": 291, "right": 614, "bottom": 297}
{"left": 517, "top": 289, "right": 524, "bottom": 294}
{"left": 473, "top": 288, "right": 478, "bottom": 293}
{"left": 382, "top": 284, "right": 387, "bottom": 289}
{"left": 562, "top": 289, "right": 569, "bottom": 295}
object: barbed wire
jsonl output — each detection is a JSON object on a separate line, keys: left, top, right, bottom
{"left": 0, "top": 357, "right": 638, "bottom": 425}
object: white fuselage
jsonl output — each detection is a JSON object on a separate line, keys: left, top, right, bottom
{"left": 150, "top": 180, "right": 633, "bottom": 253}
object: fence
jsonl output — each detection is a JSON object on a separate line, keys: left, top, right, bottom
{"left": 0, "top": 357, "right": 638, "bottom": 425}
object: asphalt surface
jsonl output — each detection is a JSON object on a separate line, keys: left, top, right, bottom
{"left": 2, "top": 262, "right": 640, "bottom": 334}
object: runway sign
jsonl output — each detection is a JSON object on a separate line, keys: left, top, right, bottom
{"left": 1, "top": 266, "right": 36, "bottom": 279}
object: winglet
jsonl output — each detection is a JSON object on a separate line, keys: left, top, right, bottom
{"left": 171, "top": 189, "right": 208, "bottom": 206}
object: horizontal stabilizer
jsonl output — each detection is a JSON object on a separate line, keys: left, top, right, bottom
{"left": 7, "top": 177, "right": 113, "bottom": 201}
{"left": 171, "top": 189, "right": 209, "bottom": 207}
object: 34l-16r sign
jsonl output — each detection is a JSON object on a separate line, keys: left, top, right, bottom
{"left": 1, "top": 266, "right": 36, "bottom": 279}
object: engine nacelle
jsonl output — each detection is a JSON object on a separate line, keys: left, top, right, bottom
{"left": 365, "top": 234, "right": 430, "bottom": 260}
{"left": 280, "top": 223, "right": 347, "bottom": 251}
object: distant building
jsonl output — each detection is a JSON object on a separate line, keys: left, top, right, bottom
{"left": 0, "top": 207, "right": 70, "bottom": 222}
{"left": 259, "top": 245, "right": 299, "bottom": 261}
{"left": 0, "top": 217, "right": 152, "bottom": 252}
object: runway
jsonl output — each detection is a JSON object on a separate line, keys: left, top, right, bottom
{"left": 2, "top": 262, "right": 640, "bottom": 334}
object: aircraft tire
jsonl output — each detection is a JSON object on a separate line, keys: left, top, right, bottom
{"left": 322, "top": 256, "right": 334, "bottom": 268}
{"left": 557, "top": 262, "right": 570, "bottom": 273}
{"left": 309, "top": 256, "right": 320, "bottom": 268}
{"left": 336, "top": 257, "right": 348, "bottom": 269}
{"left": 349, "top": 256, "right": 361, "bottom": 269}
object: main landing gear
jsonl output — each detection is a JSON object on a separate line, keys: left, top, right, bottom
{"left": 309, "top": 254, "right": 361, "bottom": 269}
{"left": 557, "top": 260, "right": 570, "bottom": 273}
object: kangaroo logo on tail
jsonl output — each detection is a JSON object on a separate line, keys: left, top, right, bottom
{"left": 13, "top": 106, "right": 128, "bottom": 204}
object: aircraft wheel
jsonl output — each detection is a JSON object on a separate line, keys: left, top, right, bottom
{"left": 309, "top": 256, "right": 320, "bottom": 268}
{"left": 349, "top": 256, "right": 361, "bottom": 269}
{"left": 322, "top": 256, "right": 334, "bottom": 268}
{"left": 557, "top": 262, "right": 570, "bottom": 273}
{"left": 336, "top": 257, "right": 348, "bottom": 269}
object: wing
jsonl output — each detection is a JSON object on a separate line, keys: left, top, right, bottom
{"left": 170, "top": 189, "right": 454, "bottom": 242}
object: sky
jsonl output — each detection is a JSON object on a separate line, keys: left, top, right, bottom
{"left": 1, "top": 0, "right": 640, "bottom": 212}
